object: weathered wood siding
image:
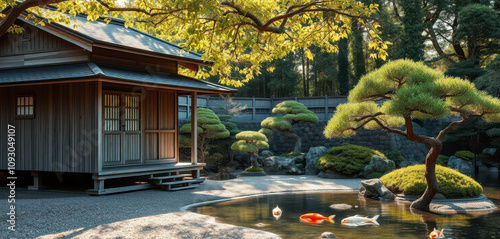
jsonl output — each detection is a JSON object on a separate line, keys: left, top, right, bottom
{"left": 0, "top": 21, "right": 89, "bottom": 69}
{"left": 0, "top": 82, "right": 98, "bottom": 173}
{"left": 143, "top": 89, "right": 177, "bottom": 161}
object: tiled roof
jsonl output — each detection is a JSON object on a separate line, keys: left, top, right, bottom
{"left": 0, "top": 63, "right": 236, "bottom": 93}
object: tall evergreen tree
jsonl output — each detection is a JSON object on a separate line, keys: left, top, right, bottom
{"left": 338, "top": 38, "right": 350, "bottom": 95}
{"left": 351, "top": 19, "right": 366, "bottom": 84}
{"left": 400, "top": 0, "right": 425, "bottom": 61}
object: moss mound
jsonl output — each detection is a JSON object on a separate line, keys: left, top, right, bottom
{"left": 455, "top": 150, "right": 475, "bottom": 161}
{"left": 380, "top": 164, "right": 482, "bottom": 198}
{"left": 383, "top": 150, "right": 406, "bottom": 164}
{"left": 245, "top": 165, "right": 264, "bottom": 172}
{"left": 317, "top": 144, "right": 385, "bottom": 176}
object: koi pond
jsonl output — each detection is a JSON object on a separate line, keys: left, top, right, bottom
{"left": 194, "top": 176, "right": 500, "bottom": 239}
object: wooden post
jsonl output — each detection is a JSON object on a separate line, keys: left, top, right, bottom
{"left": 97, "top": 81, "right": 103, "bottom": 172}
{"left": 252, "top": 96, "right": 256, "bottom": 121}
{"left": 28, "top": 171, "right": 44, "bottom": 190}
{"left": 325, "top": 95, "right": 329, "bottom": 121}
{"left": 191, "top": 92, "right": 197, "bottom": 165}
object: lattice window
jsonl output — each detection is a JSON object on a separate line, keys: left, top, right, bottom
{"left": 16, "top": 95, "right": 34, "bottom": 117}
{"left": 104, "top": 94, "right": 121, "bottom": 131}
{"left": 125, "top": 95, "right": 140, "bottom": 131}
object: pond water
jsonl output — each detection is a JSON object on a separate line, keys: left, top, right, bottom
{"left": 195, "top": 174, "right": 500, "bottom": 239}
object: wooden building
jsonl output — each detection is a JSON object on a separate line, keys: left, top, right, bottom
{"left": 0, "top": 10, "right": 236, "bottom": 195}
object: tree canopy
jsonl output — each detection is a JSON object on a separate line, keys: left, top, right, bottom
{"left": 0, "top": 0, "right": 389, "bottom": 87}
{"left": 260, "top": 101, "right": 318, "bottom": 154}
{"left": 324, "top": 59, "right": 500, "bottom": 210}
{"left": 231, "top": 130, "right": 269, "bottom": 168}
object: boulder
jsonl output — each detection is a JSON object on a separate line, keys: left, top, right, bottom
{"left": 260, "top": 150, "right": 274, "bottom": 158}
{"left": 294, "top": 155, "right": 306, "bottom": 164}
{"left": 447, "top": 156, "right": 473, "bottom": 175}
{"left": 320, "top": 232, "right": 336, "bottom": 238}
{"left": 359, "top": 179, "right": 395, "bottom": 200}
{"left": 398, "top": 160, "right": 419, "bottom": 168}
{"left": 363, "top": 156, "right": 396, "bottom": 178}
{"left": 261, "top": 156, "right": 304, "bottom": 175}
{"left": 483, "top": 148, "right": 497, "bottom": 156}
{"left": 305, "top": 146, "right": 328, "bottom": 175}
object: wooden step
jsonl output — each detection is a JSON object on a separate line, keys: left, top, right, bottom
{"left": 156, "top": 179, "right": 198, "bottom": 186}
{"left": 185, "top": 177, "right": 205, "bottom": 184}
{"left": 149, "top": 174, "right": 191, "bottom": 180}
{"left": 167, "top": 185, "right": 198, "bottom": 191}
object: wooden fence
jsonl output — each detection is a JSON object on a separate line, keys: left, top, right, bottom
{"left": 178, "top": 96, "right": 348, "bottom": 122}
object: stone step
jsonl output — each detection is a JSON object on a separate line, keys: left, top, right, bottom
{"left": 156, "top": 179, "right": 198, "bottom": 186}
{"left": 149, "top": 174, "right": 191, "bottom": 181}
{"left": 166, "top": 185, "right": 198, "bottom": 191}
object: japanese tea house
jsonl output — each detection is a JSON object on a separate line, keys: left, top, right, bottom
{"left": 0, "top": 9, "right": 236, "bottom": 195}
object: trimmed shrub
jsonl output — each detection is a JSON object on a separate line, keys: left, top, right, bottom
{"left": 383, "top": 150, "right": 406, "bottom": 164}
{"left": 317, "top": 144, "right": 385, "bottom": 176}
{"left": 455, "top": 150, "right": 475, "bottom": 162}
{"left": 245, "top": 165, "right": 264, "bottom": 172}
{"left": 380, "top": 164, "right": 482, "bottom": 198}
{"left": 436, "top": 155, "right": 449, "bottom": 166}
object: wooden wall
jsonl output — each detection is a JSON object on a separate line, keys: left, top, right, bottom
{"left": 0, "top": 20, "right": 89, "bottom": 70}
{"left": 143, "top": 89, "right": 177, "bottom": 162}
{"left": 0, "top": 82, "right": 99, "bottom": 173}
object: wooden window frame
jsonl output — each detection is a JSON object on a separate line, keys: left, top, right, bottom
{"left": 15, "top": 94, "right": 35, "bottom": 119}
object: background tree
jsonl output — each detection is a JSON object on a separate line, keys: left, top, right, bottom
{"left": 218, "top": 114, "right": 242, "bottom": 165}
{"left": 400, "top": 0, "right": 425, "bottom": 61}
{"left": 180, "top": 108, "right": 230, "bottom": 163}
{"left": 0, "top": 0, "right": 388, "bottom": 88}
{"left": 475, "top": 56, "right": 500, "bottom": 97}
{"left": 260, "top": 101, "right": 318, "bottom": 154}
{"left": 230, "top": 131, "right": 269, "bottom": 169}
{"left": 324, "top": 59, "right": 500, "bottom": 211}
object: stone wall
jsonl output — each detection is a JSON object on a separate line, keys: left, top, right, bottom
{"left": 237, "top": 120, "right": 444, "bottom": 162}
{"left": 179, "top": 119, "right": 444, "bottom": 163}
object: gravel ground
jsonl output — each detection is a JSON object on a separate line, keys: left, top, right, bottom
{"left": 0, "top": 175, "right": 362, "bottom": 239}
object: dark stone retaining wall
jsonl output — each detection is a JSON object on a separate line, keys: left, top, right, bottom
{"left": 180, "top": 119, "right": 444, "bottom": 162}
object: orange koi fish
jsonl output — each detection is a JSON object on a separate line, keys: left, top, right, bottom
{"left": 299, "top": 213, "right": 335, "bottom": 223}
{"left": 429, "top": 228, "right": 445, "bottom": 238}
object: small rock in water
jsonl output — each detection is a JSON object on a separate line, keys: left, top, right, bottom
{"left": 320, "top": 232, "right": 336, "bottom": 238}
{"left": 329, "top": 203, "right": 353, "bottom": 210}
{"left": 255, "top": 223, "right": 268, "bottom": 227}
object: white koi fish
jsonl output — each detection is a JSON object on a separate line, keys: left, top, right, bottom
{"left": 341, "top": 215, "right": 380, "bottom": 226}
{"left": 272, "top": 206, "right": 282, "bottom": 219}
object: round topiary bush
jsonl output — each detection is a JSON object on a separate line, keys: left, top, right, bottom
{"left": 380, "top": 164, "right": 483, "bottom": 198}
{"left": 455, "top": 150, "right": 475, "bottom": 162}
{"left": 316, "top": 144, "right": 385, "bottom": 176}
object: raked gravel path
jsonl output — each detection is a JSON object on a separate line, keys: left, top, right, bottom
{"left": 0, "top": 175, "right": 363, "bottom": 239}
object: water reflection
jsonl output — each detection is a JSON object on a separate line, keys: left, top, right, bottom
{"left": 196, "top": 191, "right": 500, "bottom": 239}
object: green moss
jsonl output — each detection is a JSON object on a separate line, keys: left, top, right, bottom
{"left": 367, "top": 172, "right": 384, "bottom": 179}
{"left": 455, "top": 150, "right": 475, "bottom": 162}
{"left": 380, "top": 164, "right": 483, "bottom": 198}
{"left": 317, "top": 144, "right": 385, "bottom": 176}
{"left": 281, "top": 152, "right": 305, "bottom": 157}
{"left": 437, "top": 155, "right": 450, "bottom": 166}
{"left": 383, "top": 150, "right": 406, "bottom": 164}
{"left": 245, "top": 165, "right": 264, "bottom": 172}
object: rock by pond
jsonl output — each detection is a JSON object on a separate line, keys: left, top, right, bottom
{"left": 305, "top": 146, "right": 328, "bottom": 175}
{"left": 363, "top": 156, "right": 396, "bottom": 178}
{"left": 359, "top": 179, "right": 396, "bottom": 200}
{"left": 261, "top": 156, "right": 304, "bottom": 175}
{"left": 447, "top": 156, "right": 473, "bottom": 176}
{"left": 329, "top": 203, "right": 353, "bottom": 210}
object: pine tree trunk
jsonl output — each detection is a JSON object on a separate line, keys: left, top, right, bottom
{"left": 410, "top": 144, "right": 442, "bottom": 210}
{"left": 250, "top": 152, "right": 259, "bottom": 167}
{"left": 283, "top": 131, "right": 302, "bottom": 154}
